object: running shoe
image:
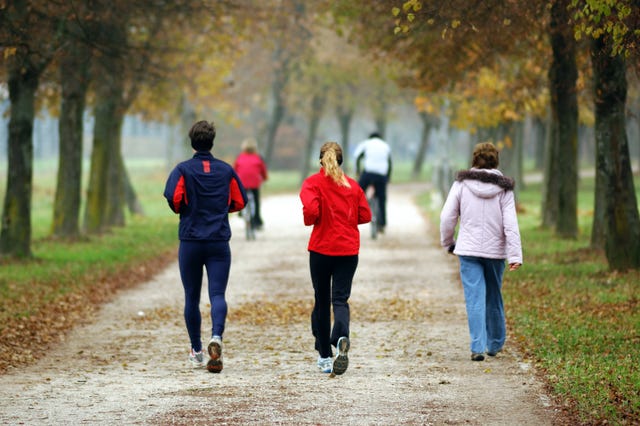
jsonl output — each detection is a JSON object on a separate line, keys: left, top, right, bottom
{"left": 332, "top": 336, "right": 350, "bottom": 375}
{"left": 207, "top": 336, "right": 223, "bottom": 373}
{"left": 317, "top": 356, "right": 333, "bottom": 374}
{"left": 188, "top": 348, "right": 205, "bottom": 368}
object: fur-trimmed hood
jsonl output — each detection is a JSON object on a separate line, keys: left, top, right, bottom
{"left": 455, "top": 168, "right": 515, "bottom": 199}
{"left": 440, "top": 167, "right": 523, "bottom": 265}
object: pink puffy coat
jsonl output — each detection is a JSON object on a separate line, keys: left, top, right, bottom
{"left": 440, "top": 168, "right": 523, "bottom": 265}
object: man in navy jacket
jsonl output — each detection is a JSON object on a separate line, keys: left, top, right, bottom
{"left": 164, "top": 120, "right": 246, "bottom": 373}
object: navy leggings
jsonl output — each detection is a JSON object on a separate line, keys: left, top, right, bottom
{"left": 178, "top": 240, "right": 231, "bottom": 352}
{"left": 309, "top": 251, "right": 358, "bottom": 358}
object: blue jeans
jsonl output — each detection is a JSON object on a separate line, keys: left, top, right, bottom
{"left": 458, "top": 256, "right": 506, "bottom": 354}
{"left": 178, "top": 240, "right": 231, "bottom": 352}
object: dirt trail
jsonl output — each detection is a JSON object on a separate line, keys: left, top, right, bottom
{"left": 0, "top": 183, "right": 562, "bottom": 425}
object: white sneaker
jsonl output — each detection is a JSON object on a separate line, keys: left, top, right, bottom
{"left": 317, "top": 356, "right": 333, "bottom": 373}
{"left": 332, "top": 336, "right": 350, "bottom": 375}
{"left": 188, "top": 348, "right": 205, "bottom": 368}
{"left": 206, "top": 336, "right": 223, "bottom": 373}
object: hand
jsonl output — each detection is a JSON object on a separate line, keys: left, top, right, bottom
{"left": 508, "top": 263, "right": 521, "bottom": 271}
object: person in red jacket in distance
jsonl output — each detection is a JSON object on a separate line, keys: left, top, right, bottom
{"left": 299, "top": 141, "right": 371, "bottom": 375}
{"left": 234, "top": 138, "right": 268, "bottom": 229}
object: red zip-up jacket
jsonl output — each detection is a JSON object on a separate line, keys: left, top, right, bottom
{"left": 300, "top": 168, "right": 371, "bottom": 256}
{"left": 234, "top": 152, "right": 268, "bottom": 189}
{"left": 164, "top": 151, "right": 246, "bottom": 241}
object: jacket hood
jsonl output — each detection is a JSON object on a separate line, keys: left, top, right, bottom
{"left": 456, "top": 168, "right": 515, "bottom": 199}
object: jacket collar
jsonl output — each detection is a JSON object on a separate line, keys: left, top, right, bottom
{"left": 455, "top": 169, "right": 515, "bottom": 190}
{"left": 192, "top": 151, "right": 214, "bottom": 160}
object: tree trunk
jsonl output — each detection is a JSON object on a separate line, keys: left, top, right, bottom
{"left": 591, "top": 35, "right": 640, "bottom": 270}
{"left": 85, "top": 49, "right": 127, "bottom": 232}
{"left": 263, "top": 45, "right": 290, "bottom": 167}
{"left": 373, "top": 100, "right": 387, "bottom": 139}
{"left": 542, "top": 108, "right": 558, "bottom": 227}
{"left": 84, "top": 14, "right": 131, "bottom": 233}
{"left": 336, "top": 104, "right": 354, "bottom": 173}
{"left": 300, "top": 93, "right": 325, "bottom": 184}
{"left": 85, "top": 89, "right": 126, "bottom": 233}
{"left": 52, "top": 40, "right": 90, "bottom": 239}
{"left": 533, "top": 114, "right": 548, "bottom": 171}
{"left": 499, "top": 121, "right": 524, "bottom": 196}
{"left": 122, "top": 154, "right": 145, "bottom": 216}
{"left": 0, "top": 63, "right": 39, "bottom": 257}
{"left": 545, "top": 0, "right": 578, "bottom": 238}
{"left": 105, "top": 115, "right": 126, "bottom": 227}
{"left": 591, "top": 140, "right": 607, "bottom": 249}
{"left": 411, "top": 111, "right": 436, "bottom": 179}
{"left": 84, "top": 101, "right": 113, "bottom": 234}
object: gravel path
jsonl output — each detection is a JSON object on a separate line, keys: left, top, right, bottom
{"left": 0, "top": 183, "right": 562, "bottom": 425}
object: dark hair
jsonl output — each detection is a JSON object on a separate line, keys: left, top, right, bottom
{"left": 369, "top": 131, "right": 381, "bottom": 139}
{"left": 189, "top": 120, "right": 216, "bottom": 151}
{"left": 471, "top": 142, "right": 499, "bottom": 169}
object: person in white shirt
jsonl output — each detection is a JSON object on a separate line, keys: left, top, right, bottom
{"left": 353, "top": 132, "right": 392, "bottom": 232}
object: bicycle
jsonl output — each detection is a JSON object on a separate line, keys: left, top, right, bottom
{"left": 243, "top": 190, "right": 257, "bottom": 241}
{"left": 366, "top": 186, "right": 381, "bottom": 240}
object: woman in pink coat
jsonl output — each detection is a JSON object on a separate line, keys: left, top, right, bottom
{"left": 440, "top": 142, "right": 523, "bottom": 361}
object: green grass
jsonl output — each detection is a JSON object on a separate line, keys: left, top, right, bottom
{"left": 0, "top": 158, "right": 179, "bottom": 323}
{"left": 419, "top": 176, "right": 640, "bottom": 425}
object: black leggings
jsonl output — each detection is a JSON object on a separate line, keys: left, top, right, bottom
{"left": 309, "top": 251, "right": 358, "bottom": 358}
{"left": 358, "top": 171, "right": 387, "bottom": 227}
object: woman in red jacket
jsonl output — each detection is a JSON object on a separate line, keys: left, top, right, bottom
{"left": 234, "top": 138, "right": 268, "bottom": 229}
{"left": 299, "top": 142, "right": 371, "bottom": 375}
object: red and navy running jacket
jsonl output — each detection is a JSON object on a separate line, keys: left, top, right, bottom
{"left": 164, "top": 151, "right": 247, "bottom": 241}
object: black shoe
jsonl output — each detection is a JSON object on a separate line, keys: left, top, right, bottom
{"left": 487, "top": 349, "right": 501, "bottom": 357}
{"left": 332, "top": 337, "right": 350, "bottom": 375}
{"left": 471, "top": 353, "right": 485, "bottom": 361}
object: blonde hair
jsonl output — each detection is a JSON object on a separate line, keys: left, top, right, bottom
{"left": 320, "top": 142, "right": 350, "bottom": 187}
{"left": 241, "top": 137, "right": 257, "bottom": 154}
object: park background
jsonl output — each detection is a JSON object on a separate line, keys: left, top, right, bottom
{"left": 1, "top": 1, "right": 639, "bottom": 424}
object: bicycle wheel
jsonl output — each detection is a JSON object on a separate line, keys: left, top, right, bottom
{"left": 369, "top": 196, "right": 378, "bottom": 240}
{"left": 244, "top": 192, "right": 256, "bottom": 240}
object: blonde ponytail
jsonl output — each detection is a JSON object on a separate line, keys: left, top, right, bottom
{"left": 320, "top": 142, "right": 350, "bottom": 187}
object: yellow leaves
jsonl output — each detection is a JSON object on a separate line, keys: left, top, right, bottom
{"left": 393, "top": 1, "right": 421, "bottom": 34}
{"left": 415, "top": 95, "right": 436, "bottom": 114}
{"left": 3, "top": 47, "right": 17, "bottom": 59}
{"left": 571, "top": 0, "right": 632, "bottom": 55}
{"left": 451, "top": 19, "right": 460, "bottom": 29}
{"left": 402, "top": 0, "right": 422, "bottom": 12}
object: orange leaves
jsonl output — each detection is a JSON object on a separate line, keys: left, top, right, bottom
{"left": 226, "top": 296, "right": 432, "bottom": 327}
{"left": 228, "top": 300, "right": 313, "bottom": 326}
